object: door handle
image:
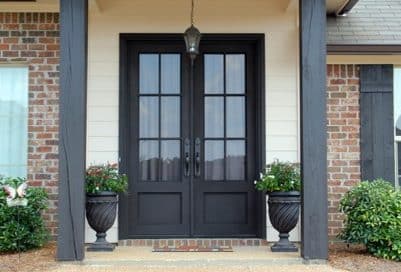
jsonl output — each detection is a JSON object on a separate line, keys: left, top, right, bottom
{"left": 184, "top": 138, "right": 191, "bottom": 177}
{"left": 194, "top": 138, "right": 201, "bottom": 177}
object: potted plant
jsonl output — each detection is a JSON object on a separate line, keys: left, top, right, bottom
{"left": 255, "top": 160, "right": 301, "bottom": 252}
{"left": 85, "top": 163, "right": 127, "bottom": 252}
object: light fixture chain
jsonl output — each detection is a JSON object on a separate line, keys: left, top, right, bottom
{"left": 191, "top": 0, "right": 195, "bottom": 26}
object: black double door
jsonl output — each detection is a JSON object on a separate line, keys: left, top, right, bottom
{"left": 120, "top": 38, "right": 259, "bottom": 238}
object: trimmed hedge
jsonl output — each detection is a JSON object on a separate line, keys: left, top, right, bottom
{"left": 339, "top": 179, "right": 401, "bottom": 261}
{"left": 0, "top": 177, "right": 49, "bottom": 252}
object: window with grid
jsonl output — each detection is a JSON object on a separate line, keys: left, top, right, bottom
{"left": 0, "top": 66, "right": 28, "bottom": 178}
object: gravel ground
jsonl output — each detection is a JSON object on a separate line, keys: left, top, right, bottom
{"left": 0, "top": 243, "right": 400, "bottom": 272}
{"left": 329, "top": 243, "right": 401, "bottom": 272}
{"left": 0, "top": 243, "right": 57, "bottom": 272}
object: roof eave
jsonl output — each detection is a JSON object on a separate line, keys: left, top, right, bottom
{"left": 336, "top": 0, "right": 359, "bottom": 16}
{"left": 327, "top": 44, "right": 401, "bottom": 55}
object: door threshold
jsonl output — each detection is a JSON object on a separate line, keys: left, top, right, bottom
{"left": 118, "top": 238, "right": 269, "bottom": 247}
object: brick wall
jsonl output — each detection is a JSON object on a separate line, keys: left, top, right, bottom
{"left": 0, "top": 13, "right": 59, "bottom": 237}
{"left": 327, "top": 64, "right": 361, "bottom": 239}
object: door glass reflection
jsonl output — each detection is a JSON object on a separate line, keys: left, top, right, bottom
{"left": 161, "top": 54, "right": 180, "bottom": 94}
{"left": 205, "top": 97, "right": 224, "bottom": 138}
{"left": 226, "top": 97, "right": 245, "bottom": 138}
{"left": 139, "top": 96, "right": 159, "bottom": 138}
{"left": 226, "top": 54, "right": 245, "bottom": 94}
{"left": 226, "top": 140, "right": 245, "bottom": 180}
{"left": 205, "top": 140, "right": 224, "bottom": 180}
{"left": 161, "top": 140, "right": 181, "bottom": 181}
{"left": 204, "top": 54, "right": 224, "bottom": 94}
{"left": 161, "top": 97, "right": 180, "bottom": 138}
{"left": 139, "top": 54, "right": 159, "bottom": 94}
{"left": 139, "top": 140, "right": 158, "bottom": 181}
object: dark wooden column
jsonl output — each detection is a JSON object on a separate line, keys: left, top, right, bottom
{"left": 57, "top": 0, "right": 88, "bottom": 261}
{"left": 299, "top": 0, "right": 328, "bottom": 260}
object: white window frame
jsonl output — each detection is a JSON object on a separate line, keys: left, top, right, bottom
{"left": 394, "top": 66, "right": 401, "bottom": 188}
{"left": 396, "top": 137, "right": 401, "bottom": 188}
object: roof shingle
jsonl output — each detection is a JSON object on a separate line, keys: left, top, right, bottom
{"left": 327, "top": 0, "right": 401, "bottom": 45}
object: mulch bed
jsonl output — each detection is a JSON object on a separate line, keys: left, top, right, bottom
{"left": 329, "top": 243, "right": 401, "bottom": 272}
{"left": 0, "top": 243, "right": 57, "bottom": 272}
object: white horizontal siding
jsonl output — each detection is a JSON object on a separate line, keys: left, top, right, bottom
{"left": 85, "top": 0, "right": 300, "bottom": 243}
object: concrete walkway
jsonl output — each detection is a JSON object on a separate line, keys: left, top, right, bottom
{"left": 47, "top": 246, "right": 348, "bottom": 272}
{"left": 83, "top": 246, "right": 304, "bottom": 266}
{"left": 50, "top": 265, "right": 347, "bottom": 272}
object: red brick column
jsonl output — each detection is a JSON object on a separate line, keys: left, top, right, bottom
{"left": 327, "top": 64, "right": 361, "bottom": 239}
{"left": 0, "top": 13, "right": 59, "bottom": 237}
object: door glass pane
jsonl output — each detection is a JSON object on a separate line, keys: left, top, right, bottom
{"left": 226, "top": 97, "right": 245, "bottom": 138}
{"left": 205, "top": 97, "right": 224, "bottom": 138}
{"left": 139, "top": 97, "right": 159, "bottom": 138}
{"left": 161, "top": 54, "right": 180, "bottom": 94}
{"left": 205, "top": 140, "right": 224, "bottom": 180}
{"left": 226, "top": 54, "right": 245, "bottom": 94}
{"left": 161, "top": 97, "right": 180, "bottom": 138}
{"left": 395, "top": 68, "right": 401, "bottom": 136}
{"left": 139, "top": 140, "right": 159, "bottom": 181}
{"left": 226, "top": 140, "right": 245, "bottom": 180}
{"left": 204, "top": 54, "right": 224, "bottom": 94}
{"left": 161, "top": 140, "right": 180, "bottom": 181}
{"left": 139, "top": 54, "right": 159, "bottom": 94}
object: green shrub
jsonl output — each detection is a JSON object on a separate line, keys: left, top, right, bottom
{"left": 254, "top": 160, "right": 301, "bottom": 193}
{"left": 339, "top": 179, "right": 401, "bottom": 261}
{"left": 0, "top": 177, "right": 49, "bottom": 252}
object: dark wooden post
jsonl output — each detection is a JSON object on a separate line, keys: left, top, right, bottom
{"left": 299, "top": 0, "right": 328, "bottom": 260}
{"left": 57, "top": 0, "right": 88, "bottom": 261}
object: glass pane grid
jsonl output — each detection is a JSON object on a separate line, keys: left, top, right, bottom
{"left": 138, "top": 53, "right": 181, "bottom": 182}
{"left": 203, "top": 53, "right": 247, "bottom": 182}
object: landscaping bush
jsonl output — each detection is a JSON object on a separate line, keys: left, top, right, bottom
{"left": 0, "top": 177, "right": 49, "bottom": 252}
{"left": 339, "top": 179, "right": 401, "bottom": 261}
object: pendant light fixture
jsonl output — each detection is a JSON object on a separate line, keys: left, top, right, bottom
{"left": 184, "top": 0, "right": 201, "bottom": 61}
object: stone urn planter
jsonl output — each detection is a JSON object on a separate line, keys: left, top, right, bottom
{"left": 86, "top": 192, "right": 118, "bottom": 252}
{"left": 268, "top": 191, "right": 300, "bottom": 252}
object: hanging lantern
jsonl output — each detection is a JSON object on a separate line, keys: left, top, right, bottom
{"left": 184, "top": 0, "right": 201, "bottom": 60}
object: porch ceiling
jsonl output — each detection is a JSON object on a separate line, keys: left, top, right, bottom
{"left": 0, "top": 0, "right": 354, "bottom": 15}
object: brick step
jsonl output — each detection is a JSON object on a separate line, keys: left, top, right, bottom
{"left": 118, "top": 239, "right": 269, "bottom": 247}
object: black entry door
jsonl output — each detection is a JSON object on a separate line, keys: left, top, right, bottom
{"left": 192, "top": 43, "right": 257, "bottom": 236}
{"left": 120, "top": 37, "right": 259, "bottom": 238}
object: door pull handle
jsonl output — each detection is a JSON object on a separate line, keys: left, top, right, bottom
{"left": 194, "top": 138, "right": 201, "bottom": 177}
{"left": 184, "top": 138, "right": 191, "bottom": 177}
